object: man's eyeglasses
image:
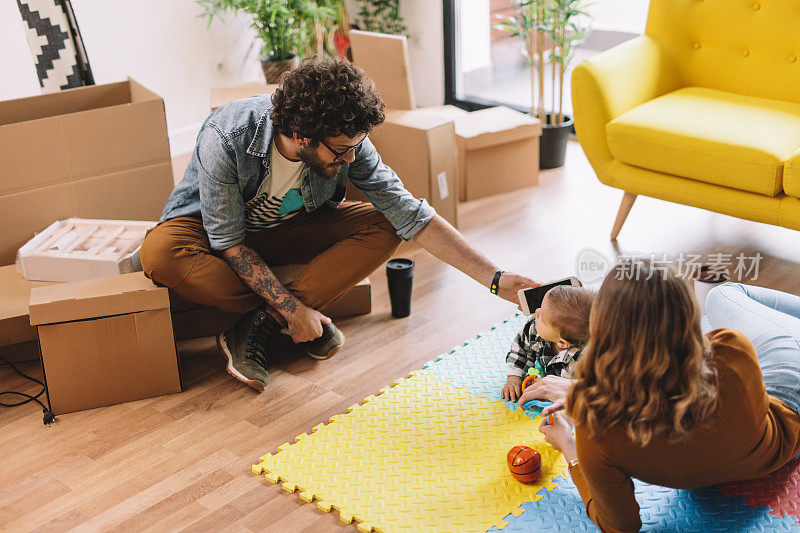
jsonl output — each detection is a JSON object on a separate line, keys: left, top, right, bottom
{"left": 318, "top": 138, "right": 365, "bottom": 162}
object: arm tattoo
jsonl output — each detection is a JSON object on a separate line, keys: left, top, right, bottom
{"left": 225, "top": 245, "right": 299, "bottom": 314}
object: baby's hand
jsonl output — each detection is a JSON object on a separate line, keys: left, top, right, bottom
{"left": 501, "top": 375, "right": 524, "bottom": 402}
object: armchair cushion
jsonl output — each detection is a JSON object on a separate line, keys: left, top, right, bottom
{"left": 606, "top": 87, "right": 800, "bottom": 197}
{"left": 784, "top": 148, "right": 800, "bottom": 199}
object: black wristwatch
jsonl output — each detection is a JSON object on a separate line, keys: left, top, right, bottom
{"left": 490, "top": 270, "right": 504, "bottom": 295}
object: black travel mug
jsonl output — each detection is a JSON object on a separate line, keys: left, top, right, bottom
{"left": 386, "top": 258, "right": 414, "bottom": 318}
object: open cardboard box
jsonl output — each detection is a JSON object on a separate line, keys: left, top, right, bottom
{"left": 0, "top": 78, "right": 174, "bottom": 359}
{"left": 0, "top": 78, "right": 174, "bottom": 268}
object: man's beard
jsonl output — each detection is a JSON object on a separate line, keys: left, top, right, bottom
{"left": 298, "top": 145, "right": 342, "bottom": 179}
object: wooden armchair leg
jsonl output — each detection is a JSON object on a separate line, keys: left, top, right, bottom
{"left": 611, "top": 192, "right": 637, "bottom": 240}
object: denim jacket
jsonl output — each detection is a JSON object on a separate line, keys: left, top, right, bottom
{"left": 161, "top": 95, "right": 436, "bottom": 250}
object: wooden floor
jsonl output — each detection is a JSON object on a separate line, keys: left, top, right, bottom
{"left": 3, "top": 140, "right": 800, "bottom": 532}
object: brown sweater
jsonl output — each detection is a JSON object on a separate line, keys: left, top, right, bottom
{"left": 571, "top": 329, "right": 800, "bottom": 533}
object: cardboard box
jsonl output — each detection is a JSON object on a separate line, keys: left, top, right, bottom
{"left": 169, "top": 274, "right": 372, "bottom": 340}
{"left": 423, "top": 105, "right": 470, "bottom": 120}
{"left": 1, "top": 259, "right": 373, "bottom": 354}
{"left": 211, "top": 82, "right": 278, "bottom": 111}
{"left": 0, "top": 78, "right": 173, "bottom": 267}
{"left": 29, "top": 272, "right": 181, "bottom": 415}
{"left": 0, "top": 264, "right": 52, "bottom": 347}
{"left": 322, "top": 278, "right": 371, "bottom": 317}
{"left": 0, "top": 341, "right": 39, "bottom": 365}
{"left": 17, "top": 218, "right": 155, "bottom": 283}
{"left": 348, "top": 30, "right": 415, "bottom": 110}
{"left": 448, "top": 106, "right": 541, "bottom": 201}
{"left": 349, "top": 31, "right": 542, "bottom": 202}
{"left": 355, "top": 109, "right": 459, "bottom": 227}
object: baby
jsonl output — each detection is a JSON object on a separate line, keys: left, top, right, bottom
{"left": 501, "top": 285, "right": 595, "bottom": 402}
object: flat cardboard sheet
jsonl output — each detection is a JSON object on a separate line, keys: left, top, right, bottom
{"left": 349, "top": 30, "right": 416, "bottom": 110}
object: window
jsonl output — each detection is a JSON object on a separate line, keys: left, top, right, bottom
{"left": 444, "top": 0, "right": 649, "bottom": 114}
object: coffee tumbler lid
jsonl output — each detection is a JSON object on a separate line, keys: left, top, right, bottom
{"left": 387, "top": 258, "right": 414, "bottom": 270}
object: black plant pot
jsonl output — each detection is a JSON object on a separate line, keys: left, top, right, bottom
{"left": 539, "top": 113, "right": 574, "bottom": 169}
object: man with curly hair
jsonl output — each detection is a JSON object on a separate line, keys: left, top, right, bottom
{"left": 141, "top": 56, "right": 536, "bottom": 392}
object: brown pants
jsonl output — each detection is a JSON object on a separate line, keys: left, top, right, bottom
{"left": 139, "top": 202, "right": 401, "bottom": 322}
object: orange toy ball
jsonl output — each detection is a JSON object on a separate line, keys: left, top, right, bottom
{"left": 522, "top": 374, "right": 539, "bottom": 390}
{"left": 507, "top": 445, "right": 542, "bottom": 483}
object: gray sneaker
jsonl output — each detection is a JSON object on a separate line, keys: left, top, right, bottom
{"left": 297, "top": 323, "right": 345, "bottom": 360}
{"left": 217, "top": 307, "right": 279, "bottom": 391}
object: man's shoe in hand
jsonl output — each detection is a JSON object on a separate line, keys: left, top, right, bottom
{"left": 297, "top": 322, "right": 345, "bottom": 360}
{"left": 217, "top": 307, "right": 279, "bottom": 391}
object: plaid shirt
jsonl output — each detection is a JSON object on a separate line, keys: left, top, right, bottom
{"left": 506, "top": 317, "right": 583, "bottom": 378}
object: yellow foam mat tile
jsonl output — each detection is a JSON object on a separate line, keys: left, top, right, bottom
{"left": 253, "top": 373, "right": 569, "bottom": 532}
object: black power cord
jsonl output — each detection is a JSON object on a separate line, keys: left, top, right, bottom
{"left": 0, "top": 356, "right": 55, "bottom": 425}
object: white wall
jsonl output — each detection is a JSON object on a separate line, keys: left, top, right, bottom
{"left": 2, "top": 0, "right": 446, "bottom": 156}
{"left": 590, "top": 0, "right": 649, "bottom": 34}
{"left": 2, "top": 0, "right": 264, "bottom": 155}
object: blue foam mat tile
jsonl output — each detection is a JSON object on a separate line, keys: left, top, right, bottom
{"left": 417, "top": 313, "right": 800, "bottom": 531}
{"left": 418, "top": 313, "right": 549, "bottom": 416}
{"left": 492, "top": 478, "right": 800, "bottom": 532}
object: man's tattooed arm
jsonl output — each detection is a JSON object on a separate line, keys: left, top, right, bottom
{"left": 222, "top": 244, "right": 299, "bottom": 314}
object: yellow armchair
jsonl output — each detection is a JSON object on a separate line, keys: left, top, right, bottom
{"left": 572, "top": 1, "right": 800, "bottom": 238}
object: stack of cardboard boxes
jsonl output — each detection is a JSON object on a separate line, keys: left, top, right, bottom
{"left": 0, "top": 79, "right": 174, "bottom": 356}
{"left": 348, "top": 30, "right": 542, "bottom": 204}
{"left": 0, "top": 79, "right": 180, "bottom": 413}
{"left": 4, "top": 33, "right": 543, "bottom": 415}
{"left": 1, "top": 79, "right": 371, "bottom": 415}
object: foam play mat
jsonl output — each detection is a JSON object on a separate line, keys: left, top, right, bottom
{"left": 254, "top": 313, "right": 800, "bottom": 531}
{"left": 418, "top": 313, "right": 544, "bottom": 417}
{"left": 253, "top": 372, "right": 568, "bottom": 532}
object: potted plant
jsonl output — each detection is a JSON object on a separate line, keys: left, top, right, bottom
{"left": 496, "top": 0, "right": 591, "bottom": 169}
{"left": 355, "top": 0, "right": 407, "bottom": 36}
{"left": 198, "top": 0, "right": 338, "bottom": 83}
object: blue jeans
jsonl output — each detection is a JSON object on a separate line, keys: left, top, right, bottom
{"left": 705, "top": 283, "right": 800, "bottom": 419}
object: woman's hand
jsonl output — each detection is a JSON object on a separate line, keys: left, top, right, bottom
{"left": 518, "top": 375, "right": 573, "bottom": 409}
{"left": 539, "top": 412, "right": 577, "bottom": 462}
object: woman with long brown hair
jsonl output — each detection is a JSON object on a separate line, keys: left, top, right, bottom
{"left": 525, "top": 260, "right": 800, "bottom": 532}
